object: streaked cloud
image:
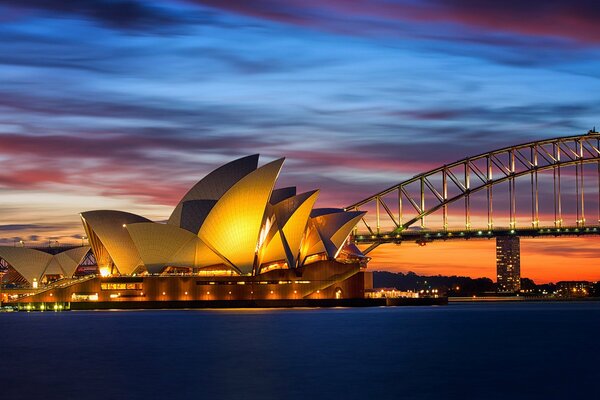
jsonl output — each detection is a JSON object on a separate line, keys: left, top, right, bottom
{"left": 1, "top": 0, "right": 599, "bottom": 282}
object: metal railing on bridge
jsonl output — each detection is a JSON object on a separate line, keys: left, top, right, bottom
{"left": 345, "top": 131, "right": 600, "bottom": 252}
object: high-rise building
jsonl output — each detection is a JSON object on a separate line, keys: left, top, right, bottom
{"left": 496, "top": 236, "right": 520, "bottom": 292}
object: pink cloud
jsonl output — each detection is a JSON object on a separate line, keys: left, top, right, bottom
{"left": 193, "top": 0, "right": 600, "bottom": 44}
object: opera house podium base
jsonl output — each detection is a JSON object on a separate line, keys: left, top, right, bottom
{"left": 13, "top": 261, "right": 434, "bottom": 309}
{"left": 12, "top": 297, "right": 447, "bottom": 311}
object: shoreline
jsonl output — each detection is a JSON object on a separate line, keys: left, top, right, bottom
{"left": 7, "top": 297, "right": 448, "bottom": 311}
{"left": 449, "top": 296, "right": 600, "bottom": 302}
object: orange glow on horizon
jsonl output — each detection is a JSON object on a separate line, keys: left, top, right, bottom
{"left": 365, "top": 237, "right": 600, "bottom": 284}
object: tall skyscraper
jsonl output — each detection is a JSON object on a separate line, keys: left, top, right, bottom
{"left": 496, "top": 236, "right": 520, "bottom": 292}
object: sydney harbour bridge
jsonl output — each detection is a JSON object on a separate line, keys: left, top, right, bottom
{"left": 346, "top": 130, "right": 600, "bottom": 255}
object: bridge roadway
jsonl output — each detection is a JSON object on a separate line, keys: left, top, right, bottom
{"left": 352, "top": 225, "right": 600, "bottom": 251}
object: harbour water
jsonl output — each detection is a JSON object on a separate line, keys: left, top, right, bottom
{"left": 2, "top": 302, "right": 599, "bottom": 400}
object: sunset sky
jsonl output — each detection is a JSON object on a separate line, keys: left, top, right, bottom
{"left": 1, "top": 1, "right": 600, "bottom": 283}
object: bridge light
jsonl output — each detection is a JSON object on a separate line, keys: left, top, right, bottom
{"left": 510, "top": 230, "right": 515, "bottom": 234}
{"left": 477, "top": 231, "right": 482, "bottom": 235}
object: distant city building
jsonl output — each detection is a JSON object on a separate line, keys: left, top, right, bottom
{"left": 556, "top": 281, "right": 592, "bottom": 297}
{"left": 366, "top": 288, "right": 420, "bottom": 299}
{"left": 496, "top": 236, "right": 520, "bottom": 292}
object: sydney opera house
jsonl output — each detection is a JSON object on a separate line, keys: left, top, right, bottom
{"left": 1, "top": 155, "right": 373, "bottom": 308}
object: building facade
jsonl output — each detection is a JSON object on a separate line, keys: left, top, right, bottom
{"left": 1, "top": 155, "right": 372, "bottom": 306}
{"left": 496, "top": 236, "right": 520, "bottom": 292}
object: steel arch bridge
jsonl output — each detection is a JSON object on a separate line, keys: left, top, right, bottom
{"left": 345, "top": 131, "right": 600, "bottom": 253}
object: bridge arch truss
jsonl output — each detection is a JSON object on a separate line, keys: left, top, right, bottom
{"left": 345, "top": 132, "right": 600, "bottom": 243}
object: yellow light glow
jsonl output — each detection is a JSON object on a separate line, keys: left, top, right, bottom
{"left": 99, "top": 267, "right": 110, "bottom": 277}
{"left": 256, "top": 216, "right": 273, "bottom": 252}
{"left": 198, "top": 158, "right": 284, "bottom": 274}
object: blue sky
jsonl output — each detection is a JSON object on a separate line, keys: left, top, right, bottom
{"left": 2, "top": 1, "right": 600, "bottom": 280}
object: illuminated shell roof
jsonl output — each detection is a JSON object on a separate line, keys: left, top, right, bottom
{"left": 198, "top": 158, "right": 285, "bottom": 274}
{"left": 54, "top": 246, "right": 91, "bottom": 277}
{"left": 81, "top": 210, "right": 150, "bottom": 275}
{"left": 44, "top": 258, "right": 66, "bottom": 276}
{"left": 261, "top": 190, "right": 319, "bottom": 268}
{"left": 0, "top": 246, "right": 91, "bottom": 284}
{"left": 126, "top": 222, "right": 222, "bottom": 274}
{"left": 168, "top": 155, "right": 259, "bottom": 231}
{"left": 0, "top": 247, "right": 53, "bottom": 284}
{"left": 126, "top": 222, "right": 198, "bottom": 274}
{"left": 309, "top": 209, "right": 366, "bottom": 258}
{"left": 299, "top": 221, "right": 325, "bottom": 263}
{"left": 77, "top": 155, "right": 366, "bottom": 277}
{"left": 179, "top": 199, "right": 217, "bottom": 234}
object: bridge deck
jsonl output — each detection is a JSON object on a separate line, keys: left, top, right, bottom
{"left": 353, "top": 225, "right": 600, "bottom": 245}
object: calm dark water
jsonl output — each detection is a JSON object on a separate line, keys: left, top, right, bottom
{"left": 2, "top": 302, "right": 599, "bottom": 400}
